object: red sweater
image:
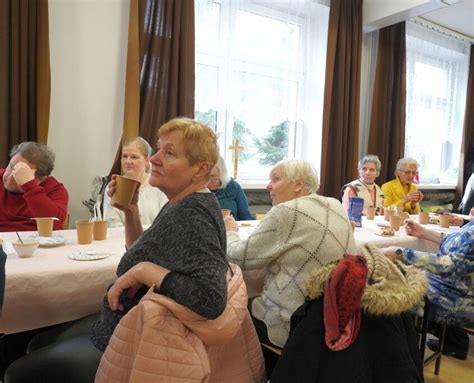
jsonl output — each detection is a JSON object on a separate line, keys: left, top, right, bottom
{"left": 0, "top": 168, "right": 69, "bottom": 232}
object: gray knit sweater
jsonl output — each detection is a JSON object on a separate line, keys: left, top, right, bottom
{"left": 91, "top": 192, "right": 228, "bottom": 351}
{"left": 227, "top": 194, "right": 356, "bottom": 347}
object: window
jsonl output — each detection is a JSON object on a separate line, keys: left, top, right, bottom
{"left": 405, "top": 21, "right": 470, "bottom": 185}
{"left": 195, "top": 0, "right": 329, "bottom": 183}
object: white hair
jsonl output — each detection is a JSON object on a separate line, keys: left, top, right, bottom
{"left": 215, "top": 155, "right": 230, "bottom": 188}
{"left": 271, "top": 159, "right": 319, "bottom": 194}
{"left": 395, "top": 157, "right": 419, "bottom": 176}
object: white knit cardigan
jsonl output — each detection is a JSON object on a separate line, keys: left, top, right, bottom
{"left": 227, "top": 193, "right": 356, "bottom": 347}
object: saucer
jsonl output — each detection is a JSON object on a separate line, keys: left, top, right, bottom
{"left": 67, "top": 250, "right": 112, "bottom": 261}
{"left": 28, "top": 234, "right": 65, "bottom": 248}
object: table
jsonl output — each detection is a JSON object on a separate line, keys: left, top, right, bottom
{"left": 0, "top": 227, "right": 126, "bottom": 334}
{"left": 237, "top": 216, "right": 459, "bottom": 253}
{"left": 236, "top": 216, "right": 461, "bottom": 297}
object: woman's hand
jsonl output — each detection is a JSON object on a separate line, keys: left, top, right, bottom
{"left": 404, "top": 219, "right": 426, "bottom": 238}
{"left": 107, "top": 262, "right": 170, "bottom": 311}
{"left": 108, "top": 175, "right": 140, "bottom": 212}
{"left": 12, "top": 161, "right": 36, "bottom": 186}
{"left": 224, "top": 215, "right": 238, "bottom": 232}
{"left": 447, "top": 214, "right": 464, "bottom": 227}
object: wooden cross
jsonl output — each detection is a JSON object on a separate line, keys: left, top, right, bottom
{"left": 228, "top": 139, "right": 244, "bottom": 179}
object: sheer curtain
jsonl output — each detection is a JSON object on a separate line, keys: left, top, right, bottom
{"left": 405, "top": 21, "right": 470, "bottom": 184}
{"left": 195, "top": 0, "right": 329, "bottom": 182}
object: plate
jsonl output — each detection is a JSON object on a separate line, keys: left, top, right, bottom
{"left": 67, "top": 250, "right": 112, "bottom": 261}
{"left": 373, "top": 216, "right": 390, "bottom": 228}
{"left": 28, "top": 234, "right": 65, "bottom": 248}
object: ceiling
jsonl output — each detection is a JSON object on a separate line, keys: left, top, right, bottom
{"left": 419, "top": 0, "right": 474, "bottom": 39}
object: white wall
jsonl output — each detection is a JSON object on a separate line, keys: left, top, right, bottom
{"left": 48, "top": 0, "right": 129, "bottom": 225}
{"left": 363, "top": 0, "right": 446, "bottom": 31}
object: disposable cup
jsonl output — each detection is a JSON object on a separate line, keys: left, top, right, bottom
{"left": 76, "top": 220, "right": 94, "bottom": 245}
{"left": 384, "top": 209, "right": 394, "bottom": 222}
{"left": 35, "top": 217, "right": 54, "bottom": 237}
{"left": 366, "top": 207, "right": 376, "bottom": 220}
{"left": 439, "top": 214, "right": 450, "bottom": 229}
{"left": 419, "top": 211, "right": 429, "bottom": 224}
{"left": 221, "top": 209, "right": 231, "bottom": 218}
{"left": 111, "top": 176, "right": 140, "bottom": 206}
{"left": 93, "top": 220, "right": 108, "bottom": 241}
{"left": 390, "top": 215, "right": 403, "bottom": 231}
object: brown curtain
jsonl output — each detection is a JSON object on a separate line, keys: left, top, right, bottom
{"left": 320, "top": 0, "right": 363, "bottom": 199}
{"left": 110, "top": 0, "right": 195, "bottom": 175}
{"left": 0, "top": 0, "right": 50, "bottom": 167}
{"left": 367, "top": 22, "right": 406, "bottom": 185}
{"left": 455, "top": 44, "right": 474, "bottom": 210}
{"left": 139, "top": 0, "right": 195, "bottom": 140}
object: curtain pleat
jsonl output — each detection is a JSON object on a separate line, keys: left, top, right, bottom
{"left": 109, "top": 0, "right": 141, "bottom": 176}
{"left": 455, "top": 45, "right": 474, "bottom": 209}
{"left": 36, "top": 0, "right": 51, "bottom": 145}
{"left": 320, "top": 0, "right": 362, "bottom": 199}
{"left": 139, "top": 0, "right": 195, "bottom": 142}
{"left": 110, "top": 0, "right": 195, "bottom": 175}
{"left": 0, "top": 0, "right": 48, "bottom": 166}
{"left": 367, "top": 22, "right": 406, "bottom": 185}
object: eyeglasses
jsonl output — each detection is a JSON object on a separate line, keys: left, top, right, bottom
{"left": 398, "top": 169, "right": 419, "bottom": 176}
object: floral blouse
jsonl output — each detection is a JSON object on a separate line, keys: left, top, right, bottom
{"left": 401, "top": 221, "right": 474, "bottom": 326}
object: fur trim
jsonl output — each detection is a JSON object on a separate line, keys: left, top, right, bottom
{"left": 305, "top": 244, "right": 428, "bottom": 316}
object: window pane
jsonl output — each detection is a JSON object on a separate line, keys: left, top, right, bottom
{"left": 405, "top": 21, "right": 470, "bottom": 185}
{"left": 234, "top": 10, "right": 300, "bottom": 67}
{"left": 195, "top": 1, "right": 220, "bottom": 51}
{"left": 195, "top": 64, "right": 219, "bottom": 130}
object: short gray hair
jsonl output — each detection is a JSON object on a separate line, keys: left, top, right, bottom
{"left": 358, "top": 155, "right": 381, "bottom": 173}
{"left": 272, "top": 159, "right": 319, "bottom": 194}
{"left": 396, "top": 157, "right": 419, "bottom": 175}
{"left": 10, "top": 142, "right": 55, "bottom": 177}
{"left": 215, "top": 155, "right": 230, "bottom": 188}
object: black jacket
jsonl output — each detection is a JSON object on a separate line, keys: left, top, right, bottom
{"left": 271, "top": 298, "right": 424, "bottom": 383}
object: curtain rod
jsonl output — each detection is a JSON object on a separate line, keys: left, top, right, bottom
{"left": 413, "top": 16, "right": 474, "bottom": 44}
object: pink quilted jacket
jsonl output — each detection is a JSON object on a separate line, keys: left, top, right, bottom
{"left": 95, "top": 263, "right": 266, "bottom": 383}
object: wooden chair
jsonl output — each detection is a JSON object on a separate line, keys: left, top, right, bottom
{"left": 416, "top": 298, "right": 447, "bottom": 376}
{"left": 61, "top": 214, "right": 70, "bottom": 230}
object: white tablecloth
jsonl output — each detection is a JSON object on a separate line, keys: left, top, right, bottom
{"left": 0, "top": 227, "right": 126, "bottom": 334}
{"left": 235, "top": 216, "right": 460, "bottom": 297}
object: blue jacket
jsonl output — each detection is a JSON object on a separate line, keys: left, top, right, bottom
{"left": 402, "top": 221, "right": 474, "bottom": 327}
{"left": 213, "top": 179, "right": 255, "bottom": 221}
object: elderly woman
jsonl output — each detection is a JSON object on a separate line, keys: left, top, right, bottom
{"left": 342, "top": 154, "right": 384, "bottom": 215}
{"left": 208, "top": 156, "right": 254, "bottom": 220}
{"left": 224, "top": 159, "right": 356, "bottom": 350}
{"left": 382, "top": 157, "right": 424, "bottom": 213}
{"left": 104, "top": 136, "right": 168, "bottom": 227}
{"left": 5, "top": 118, "right": 229, "bottom": 382}
{"left": 383, "top": 219, "right": 473, "bottom": 360}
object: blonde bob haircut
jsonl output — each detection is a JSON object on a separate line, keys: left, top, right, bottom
{"left": 272, "top": 159, "right": 319, "bottom": 194}
{"left": 159, "top": 117, "right": 219, "bottom": 172}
